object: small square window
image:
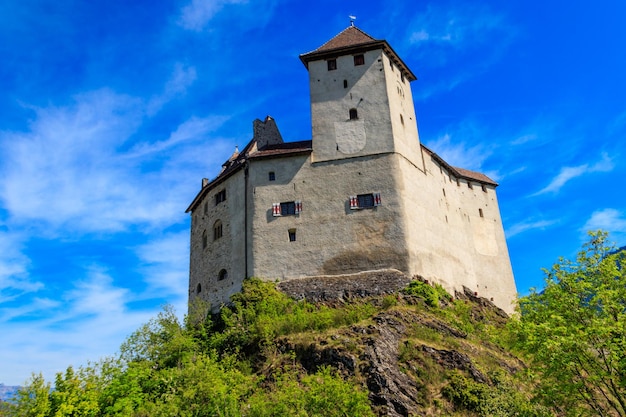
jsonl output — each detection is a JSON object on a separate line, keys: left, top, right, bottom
{"left": 354, "top": 54, "right": 364, "bottom": 66}
{"left": 327, "top": 59, "right": 337, "bottom": 71}
{"left": 349, "top": 108, "right": 358, "bottom": 120}
{"left": 288, "top": 229, "right": 296, "bottom": 242}
{"left": 269, "top": 171, "right": 276, "bottom": 181}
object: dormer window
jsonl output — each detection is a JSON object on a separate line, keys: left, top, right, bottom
{"left": 349, "top": 108, "right": 358, "bottom": 120}
{"left": 354, "top": 54, "right": 364, "bottom": 66}
{"left": 327, "top": 59, "right": 337, "bottom": 71}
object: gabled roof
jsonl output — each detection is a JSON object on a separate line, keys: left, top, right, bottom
{"left": 299, "top": 25, "right": 417, "bottom": 82}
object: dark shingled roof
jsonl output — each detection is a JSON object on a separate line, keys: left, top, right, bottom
{"left": 311, "top": 25, "right": 377, "bottom": 53}
{"left": 299, "top": 25, "right": 417, "bottom": 82}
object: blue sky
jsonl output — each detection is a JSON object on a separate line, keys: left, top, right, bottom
{"left": 1, "top": 0, "right": 625, "bottom": 385}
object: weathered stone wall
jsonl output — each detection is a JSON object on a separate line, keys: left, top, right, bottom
{"left": 277, "top": 269, "right": 411, "bottom": 303}
{"left": 397, "top": 151, "right": 517, "bottom": 313}
{"left": 188, "top": 170, "right": 247, "bottom": 311}
{"left": 248, "top": 152, "right": 410, "bottom": 280}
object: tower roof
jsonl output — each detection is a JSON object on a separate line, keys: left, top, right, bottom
{"left": 311, "top": 25, "right": 377, "bottom": 53}
{"left": 299, "top": 25, "right": 417, "bottom": 82}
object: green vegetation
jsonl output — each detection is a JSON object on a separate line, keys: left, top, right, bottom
{"left": 5, "top": 232, "right": 625, "bottom": 416}
{"left": 507, "top": 231, "right": 626, "bottom": 416}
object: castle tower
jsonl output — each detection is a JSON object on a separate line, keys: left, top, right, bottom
{"left": 300, "top": 25, "right": 422, "bottom": 167}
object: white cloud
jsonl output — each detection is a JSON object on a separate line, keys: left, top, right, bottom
{"left": 581, "top": 209, "right": 626, "bottom": 235}
{"left": 0, "top": 88, "right": 231, "bottom": 234}
{"left": 533, "top": 153, "right": 614, "bottom": 195}
{"left": 178, "top": 0, "right": 247, "bottom": 31}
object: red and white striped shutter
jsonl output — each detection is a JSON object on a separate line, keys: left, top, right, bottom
{"left": 272, "top": 203, "right": 281, "bottom": 216}
{"left": 295, "top": 200, "right": 302, "bottom": 214}
{"left": 373, "top": 192, "right": 382, "bottom": 206}
{"left": 349, "top": 196, "right": 358, "bottom": 210}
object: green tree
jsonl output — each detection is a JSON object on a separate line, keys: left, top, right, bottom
{"left": 508, "top": 231, "right": 626, "bottom": 416}
{"left": 12, "top": 373, "right": 51, "bottom": 417}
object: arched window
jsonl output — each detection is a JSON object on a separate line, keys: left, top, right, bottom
{"left": 202, "top": 230, "right": 207, "bottom": 249}
{"left": 196, "top": 283, "right": 202, "bottom": 293}
{"left": 349, "top": 108, "right": 358, "bottom": 120}
{"left": 218, "top": 269, "right": 228, "bottom": 281}
{"left": 213, "top": 220, "right": 223, "bottom": 240}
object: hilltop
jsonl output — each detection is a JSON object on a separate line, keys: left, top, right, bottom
{"left": 3, "top": 272, "right": 545, "bottom": 416}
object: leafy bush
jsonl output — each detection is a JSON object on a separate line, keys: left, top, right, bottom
{"left": 404, "top": 280, "right": 441, "bottom": 307}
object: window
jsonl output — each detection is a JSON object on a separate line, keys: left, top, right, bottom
{"left": 354, "top": 54, "right": 364, "bottom": 66}
{"left": 213, "top": 220, "right": 223, "bottom": 240}
{"left": 215, "top": 189, "right": 226, "bottom": 205}
{"left": 203, "top": 202, "right": 208, "bottom": 215}
{"left": 288, "top": 228, "right": 297, "bottom": 242}
{"left": 400, "top": 114, "right": 404, "bottom": 125}
{"left": 343, "top": 79, "right": 348, "bottom": 88}
{"left": 479, "top": 208, "right": 484, "bottom": 218}
{"left": 196, "top": 283, "right": 201, "bottom": 293}
{"left": 272, "top": 201, "right": 302, "bottom": 216}
{"left": 218, "top": 269, "right": 228, "bottom": 281}
{"left": 202, "top": 230, "right": 208, "bottom": 249}
{"left": 268, "top": 171, "right": 276, "bottom": 181}
{"left": 327, "top": 59, "right": 337, "bottom": 71}
{"left": 349, "top": 193, "right": 381, "bottom": 210}
{"left": 349, "top": 108, "right": 358, "bottom": 120}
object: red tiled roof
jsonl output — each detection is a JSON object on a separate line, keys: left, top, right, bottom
{"left": 312, "top": 26, "right": 377, "bottom": 53}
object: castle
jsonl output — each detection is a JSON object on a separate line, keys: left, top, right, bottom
{"left": 186, "top": 25, "right": 517, "bottom": 313}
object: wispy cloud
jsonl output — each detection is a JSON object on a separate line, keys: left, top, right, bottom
{"left": 533, "top": 153, "right": 614, "bottom": 195}
{"left": 134, "top": 231, "right": 190, "bottom": 309}
{"left": 408, "top": 4, "right": 504, "bottom": 48}
{"left": 425, "top": 121, "right": 493, "bottom": 173}
{"left": 0, "top": 268, "right": 157, "bottom": 384}
{"left": 178, "top": 0, "right": 247, "bottom": 31}
{"left": 506, "top": 219, "right": 558, "bottom": 238}
{"left": 147, "top": 63, "right": 198, "bottom": 116}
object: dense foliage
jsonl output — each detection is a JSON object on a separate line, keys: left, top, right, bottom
{"left": 5, "top": 280, "right": 374, "bottom": 417}
{"left": 8, "top": 232, "right": 624, "bottom": 416}
{"left": 508, "top": 231, "right": 626, "bottom": 416}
